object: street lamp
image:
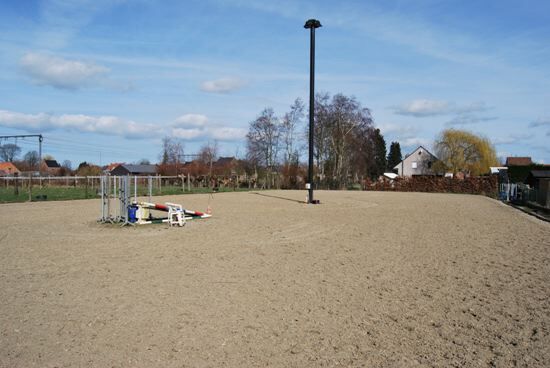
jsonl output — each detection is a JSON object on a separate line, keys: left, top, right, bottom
{"left": 304, "top": 19, "right": 321, "bottom": 204}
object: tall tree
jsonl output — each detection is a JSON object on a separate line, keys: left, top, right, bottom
{"left": 62, "top": 160, "right": 72, "bottom": 171}
{"left": 369, "top": 128, "right": 387, "bottom": 178}
{"left": 387, "top": 142, "right": 402, "bottom": 172}
{"left": 0, "top": 143, "right": 21, "bottom": 162}
{"left": 199, "top": 140, "right": 219, "bottom": 176}
{"left": 280, "top": 98, "right": 304, "bottom": 167}
{"left": 159, "top": 137, "right": 184, "bottom": 165}
{"left": 308, "top": 93, "right": 374, "bottom": 188}
{"left": 434, "top": 129, "right": 498, "bottom": 176}
{"left": 246, "top": 108, "right": 280, "bottom": 188}
{"left": 311, "top": 93, "right": 331, "bottom": 181}
{"left": 23, "top": 150, "right": 40, "bottom": 168}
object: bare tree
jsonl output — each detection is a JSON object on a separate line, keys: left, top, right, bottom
{"left": 312, "top": 93, "right": 331, "bottom": 181}
{"left": 307, "top": 93, "right": 374, "bottom": 188}
{"left": 246, "top": 108, "right": 280, "bottom": 188}
{"left": 62, "top": 160, "right": 72, "bottom": 171}
{"left": 199, "top": 140, "right": 219, "bottom": 176}
{"left": 23, "top": 150, "right": 40, "bottom": 169}
{"left": 280, "top": 98, "right": 305, "bottom": 167}
{"left": 159, "top": 137, "right": 184, "bottom": 165}
{"left": 0, "top": 143, "right": 21, "bottom": 162}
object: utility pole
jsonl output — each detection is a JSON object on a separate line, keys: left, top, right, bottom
{"left": 304, "top": 19, "right": 321, "bottom": 204}
{"left": 0, "top": 134, "right": 43, "bottom": 175}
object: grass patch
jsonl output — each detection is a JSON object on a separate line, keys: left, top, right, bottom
{"left": 0, "top": 185, "right": 256, "bottom": 203}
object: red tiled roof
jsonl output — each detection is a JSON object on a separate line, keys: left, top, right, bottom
{"left": 105, "top": 162, "right": 124, "bottom": 171}
{"left": 0, "top": 162, "right": 20, "bottom": 173}
{"left": 505, "top": 157, "right": 532, "bottom": 166}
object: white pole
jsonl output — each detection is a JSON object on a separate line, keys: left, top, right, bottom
{"left": 134, "top": 175, "right": 137, "bottom": 203}
{"left": 148, "top": 176, "right": 152, "bottom": 203}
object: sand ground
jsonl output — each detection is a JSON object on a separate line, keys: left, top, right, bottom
{"left": 1, "top": 190, "right": 549, "bottom": 367}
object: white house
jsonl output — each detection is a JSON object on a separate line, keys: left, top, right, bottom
{"left": 394, "top": 146, "right": 438, "bottom": 177}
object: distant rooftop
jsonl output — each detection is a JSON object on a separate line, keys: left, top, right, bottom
{"left": 44, "top": 159, "right": 61, "bottom": 168}
{"left": 120, "top": 164, "right": 157, "bottom": 174}
{"left": 505, "top": 157, "right": 532, "bottom": 166}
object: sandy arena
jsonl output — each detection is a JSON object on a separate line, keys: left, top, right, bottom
{"left": 1, "top": 190, "right": 549, "bottom": 367}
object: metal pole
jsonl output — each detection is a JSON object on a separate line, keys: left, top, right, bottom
{"left": 308, "top": 26, "right": 315, "bottom": 203}
{"left": 304, "top": 19, "right": 321, "bottom": 204}
{"left": 38, "top": 135, "right": 43, "bottom": 176}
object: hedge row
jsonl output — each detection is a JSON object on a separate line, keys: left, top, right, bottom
{"left": 365, "top": 176, "right": 498, "bottom": 196}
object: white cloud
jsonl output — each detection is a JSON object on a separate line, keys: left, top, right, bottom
{"left": 19, "top": 53, "right": 110, "bottom": 90}
{"left": 173, "top": 114, "right": 208, "bottom": 128}
{"left": 393, "top": 99, "right": 451, "bottom": 117}
{"left": 393, "top": 99, "right": 488, "bottom": 117}
{"left": 170, "top": 125, "right": 246, "bottom": 142}
{"left": 0, "top": 108, "right": 246, "bottom": 142}
{"left": 200, "top": 77, "right": 246, "bottom": 93}
{"left": 172, "top": 128, "right": 205, "bottom": 140}
{"left": 401, "top": 137, "right": 431, "bottom": 148}
{"left": 209, "top": 127, "right": 247, "bottom": 141}
{"left": 170, "top": 112, "right": 246, "bottom": 141}
{"left": 376, "top": 123, "right": 418, "bottom": 139}
{"left": 493, "top": 133, "right": 533, "bottom": 145}
{"left": 0, "top": 109, "right": 157, "bottom": 139}
{"left": 0, "top": 110, "right": 49, "bottom": 130}
{"left": 446, "top": 114, "right": 497, "bottom": 126}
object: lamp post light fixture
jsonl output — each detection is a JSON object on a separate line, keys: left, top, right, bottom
{"left": 304, "top": 18, "right": 321, "bottom": 204}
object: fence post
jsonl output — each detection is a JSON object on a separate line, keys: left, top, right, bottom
{"left": 14, "top": 173, "right": 19, "bottom": 196}
{"left": 28, "top": 174, "right": 32, "bottom": 202}
{"left": 85, "top": 176, "right": 89, "bottom": 198}
{"left": 148, "top": 176, "right": 152, "bottom": 203}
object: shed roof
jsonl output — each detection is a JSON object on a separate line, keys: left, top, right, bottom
{"left": 105, "top": 162, "right": 124, "bottom": 171}
{"left": 215, "top": 157, "right": 236, "bottom": 165}
{"left": 44, "top": 159, "right": 61, "bottom": 168}
{"left": 529, "top": 170, "right": 550, "bottom": 178}
{"left": 121, "top": 164, "right": 157, "bottom": 174}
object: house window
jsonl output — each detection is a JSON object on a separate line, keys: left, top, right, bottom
{"left": 412, "top": 162, "right": 417, "bottom": 169}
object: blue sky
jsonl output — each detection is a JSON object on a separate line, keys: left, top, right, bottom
{"left": 1, "top": 0, "right": 549, "bottom": 166}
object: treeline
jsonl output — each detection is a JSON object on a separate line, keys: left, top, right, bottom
{"left": 245, "top": 93, "right": 400, "bottom": 189}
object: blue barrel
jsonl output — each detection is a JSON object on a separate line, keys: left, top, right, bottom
{"left": 128, "top": 205, "right": 138, "bottom": 223}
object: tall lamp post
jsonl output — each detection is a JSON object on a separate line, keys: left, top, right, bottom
{"left": 304, "top": 18, "right": 321, "bottom": 204}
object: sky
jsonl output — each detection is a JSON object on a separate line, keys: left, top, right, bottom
{"left": 1, "top": 0, "right": 549, "bottom": 166}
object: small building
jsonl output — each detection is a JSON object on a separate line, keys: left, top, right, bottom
{"left": 0, "top": 162, "right": 20, "bottom": 176}
{"left": 104, "top": 162, "right": 124, "bottom": 173}
{"left": 214, "top": 157, "right": 238, "bottom": 176}
{"left": 41, "top": 159, "right": 62, "bottom": 176}
{"left": 525, "top": 170, "right": 550, "bottom": 208}
{"left": 526, "top": 170, "right": 550, "bottom": 189}
{"left": 110, "top": 164, "right": 157, "bottom": 176}
{"left": 393, "top": 146, "right": 438, "bottom": 177}
{"left": 505, "top": 157, "right": 532, "bottom": 166}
